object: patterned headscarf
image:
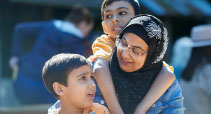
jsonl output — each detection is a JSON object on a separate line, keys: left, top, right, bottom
{"left": 110, "top": 14, "right": 168, "bottom": 114}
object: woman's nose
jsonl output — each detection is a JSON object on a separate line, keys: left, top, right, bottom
{"left": 122, "top": 48, "right": 131, "bottom": 59}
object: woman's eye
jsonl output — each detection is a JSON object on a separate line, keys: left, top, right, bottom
{"left": 122, "top": 40, "right": 128, "bottom": 47}
{"left": 133, "top": 48, "right": 141, "bottom": 55}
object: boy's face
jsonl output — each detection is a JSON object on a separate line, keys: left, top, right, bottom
{"left": 61, "top": 65, "right": 96, "bottom": 108}
{"left": 102, "top": 1, "right": 135, "bottom": 39}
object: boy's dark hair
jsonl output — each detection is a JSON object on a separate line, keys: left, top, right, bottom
{"left": 42, "top": 53, "right": 89, "bottom": 98}
{"left": 65, "top": 6, "right": 94, "bottom": 26}
{"left": 101, "top": 0, "right": 141, "bottom": 20}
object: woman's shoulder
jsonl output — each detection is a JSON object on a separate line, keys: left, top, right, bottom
{"left": 159, "top": 61, "right": 175, "bottom": 80}
{"left": 162, "top": 61, "right": 174, "bottom": 73}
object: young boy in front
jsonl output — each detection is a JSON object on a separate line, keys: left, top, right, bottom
{"left": 42, "top": 53, "right": 110, "bottom": 114}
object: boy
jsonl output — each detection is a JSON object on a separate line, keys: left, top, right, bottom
{"left": 42, "top": 53, "right": 110, "bottom": 114}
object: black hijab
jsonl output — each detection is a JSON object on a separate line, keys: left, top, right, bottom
{"left": 109, "top": 14, "right": 169, "bottom": 114}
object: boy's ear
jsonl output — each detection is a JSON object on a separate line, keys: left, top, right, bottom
{"left": 53, "top": 82, "right": 65, "bottom": 96}
{"left": 101, "top": 21, "right": 107, "bottom": 34}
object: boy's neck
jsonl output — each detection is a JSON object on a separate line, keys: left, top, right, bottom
{"left": 59, "top": 101, "right": 84, "bottom": 114}
{"left": 107, "top": 34, "right": 116, "bottom": 42}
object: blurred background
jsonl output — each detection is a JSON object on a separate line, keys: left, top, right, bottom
{"left": 0, "top": 0, "right": 211, "bottom": 78}
{"left": 0, "top": 0, "right": 211, "bottom": 113}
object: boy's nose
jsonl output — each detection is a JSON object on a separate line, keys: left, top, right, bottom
{"left": 88, "top": 80, "right": 96, "bottom": 89}
{"left": 112, "top": 15, "right": 119, "bottom": 23}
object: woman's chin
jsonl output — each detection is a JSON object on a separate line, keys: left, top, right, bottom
{"left": 119, "top": 64, "right": 133, "bottom": 72}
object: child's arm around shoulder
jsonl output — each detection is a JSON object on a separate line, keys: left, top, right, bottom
{"left": 134, "top": 62, "right": 175, "bottom": 114}
{"left": 90, "top": 34, "right": 122, "bottom": 114}
{"left": 88, "top": 34, "right": 115, "bottom": 62}
{"left": 94, "top": 58, "right": 123, "bottom": 114}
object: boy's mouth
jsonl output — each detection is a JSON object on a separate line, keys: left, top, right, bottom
{"left": 87, "top": 92, "right": 95, "bottom": 100}
{"left": 112, "top": 25, "right": 122, "bottom": 32}
{"left": 113, "top": 27, "right": 122, "bottom": 32}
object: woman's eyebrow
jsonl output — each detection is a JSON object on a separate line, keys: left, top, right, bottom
{"left": 134, "top": 45, "right": 145, "bottom": 51}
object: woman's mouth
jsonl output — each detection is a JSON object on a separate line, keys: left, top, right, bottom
{"left": 120, "top": 58, "right": 133, "bottom": 66}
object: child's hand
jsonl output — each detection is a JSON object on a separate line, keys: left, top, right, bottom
{"left": 133, "top": 106, "right": 146, "bottom": 114}
{"left": 133, "top": 109, "right": 146, "bottom": 114}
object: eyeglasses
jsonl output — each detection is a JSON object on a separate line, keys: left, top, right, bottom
{"left": 117, "top": 38, "right": 148, "bottom": 56}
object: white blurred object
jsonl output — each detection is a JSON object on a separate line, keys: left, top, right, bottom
{"left": 191, "top": 24, "right": 211, "bottom": 47}
{"left": 171, "top": 37, "right": 192, "bottom": 79}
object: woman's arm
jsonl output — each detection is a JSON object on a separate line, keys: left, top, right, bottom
{"left": 94, "top": 58, "right": 124, "bottom": 114}
{"left": 134, "top": 66, "right": 175, "bottom": 114}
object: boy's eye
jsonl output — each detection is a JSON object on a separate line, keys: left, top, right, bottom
{"left": 119, "top": 11, "right": 127, "bottom": 16}
{"left": 80, "top": 76, "right": 86, "bottom": 81}
{"left": 91, "top": 75, "right": 96, "bottom": 80}
{"left": 105, "top": 14, "right": 113, "bottom": 19}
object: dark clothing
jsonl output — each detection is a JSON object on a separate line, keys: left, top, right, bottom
{"left": 110, "top": 15, "right": 184, "bottom": 114}
{"left": 110, "top": 49, "right": 161, "bottom": 114}
{"left": 12, "top": 20, "right": 88, "bottom": 104}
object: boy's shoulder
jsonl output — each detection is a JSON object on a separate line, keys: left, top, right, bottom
{"left": 48, "top": 108, "right": 60, "bottom": 114}
{"left": 83, "top": 103, "right": 110, "bottom": 114}
{"left": 94, "top": 34, "right": 115, "bottom": 44}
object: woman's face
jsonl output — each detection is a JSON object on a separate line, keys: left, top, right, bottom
{"left": 117, "top": 33, "right": 149, "bottom": 72}
{"left": 102, "top": 1, "right": 135, "bottom": 39}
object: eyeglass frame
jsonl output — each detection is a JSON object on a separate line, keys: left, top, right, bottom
{"left": 116, "top": 38, "right": 148, "bottom": 56}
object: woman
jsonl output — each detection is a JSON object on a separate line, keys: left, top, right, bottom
{"left": 110, "top": 14, "right": 184, "bottom": 114}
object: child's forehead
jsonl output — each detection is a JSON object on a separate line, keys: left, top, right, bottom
{"left": 103, "top": 1, "right": 132, "bottom": 11}
{"left": 68, "top": 65, "right": 92, "bottom": 77}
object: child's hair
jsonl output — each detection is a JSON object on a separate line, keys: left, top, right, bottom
{"left": 101, "top": 0, "right": 141, "bottom": 20}
{"left": 42, "top": 53, "right": 90, "bottom": 98}
{"left": 65, "top": 5, "right": 94, "bottom": 26}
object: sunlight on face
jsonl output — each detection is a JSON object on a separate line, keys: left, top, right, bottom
{"left": 102, "top": 1, "right": 135, "bottom": 39}
{"left": 117, "top": 33, "right": 149, "bottom": 72}
{"left": 62, "top": 65, "right": 96, "bottom": 108}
